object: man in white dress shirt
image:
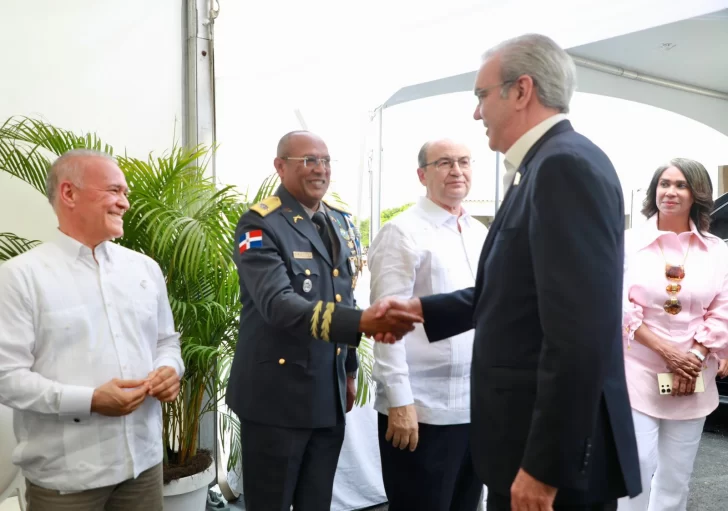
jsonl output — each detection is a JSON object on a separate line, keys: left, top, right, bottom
{"left": 368, "top": 139, "right": 488, "bottom": 511}
{"left": 0, "top": 150, "right": 184, "bottom": 510}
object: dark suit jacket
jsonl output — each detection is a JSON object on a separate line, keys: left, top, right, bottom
{"left": 225, "top": 185, "right": 363, "bottom": 429}
{"left": 421, "top": 121, "right": 641, "bottom": 504}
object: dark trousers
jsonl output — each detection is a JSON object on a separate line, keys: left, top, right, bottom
{"left": 240, "top": 418, "right": 345, "bottom": 511}
{"left": 487, "top": 493, "right": 617, "bottom": 511}
{"left": 377, "top": 413, "right": 483, "bottom": 511}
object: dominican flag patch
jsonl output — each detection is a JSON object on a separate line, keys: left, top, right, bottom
{"left": 239, "top": 230, "right": 263, "bottom": 254}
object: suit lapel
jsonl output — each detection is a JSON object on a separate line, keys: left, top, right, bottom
{"left": 473, "top": 120, "right": 574, "bottom": 297}
{"left": 275, "top": 186, "right": 334, "bottom": 267}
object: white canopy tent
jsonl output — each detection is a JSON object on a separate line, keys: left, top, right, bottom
{"left": 368, "top": 2, "right": 728, "bottom": 239}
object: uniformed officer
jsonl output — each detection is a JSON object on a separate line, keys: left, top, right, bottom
{"left": 225, "top": 130, "right": 422, "bottom": 511}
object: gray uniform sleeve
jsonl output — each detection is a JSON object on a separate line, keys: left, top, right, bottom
{"left": 235, "top": 212, "right": 363, "bottom": 346}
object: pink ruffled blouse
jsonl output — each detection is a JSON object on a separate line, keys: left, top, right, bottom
{"left": 623, "top": 215, "right": 728, "bottom": 420}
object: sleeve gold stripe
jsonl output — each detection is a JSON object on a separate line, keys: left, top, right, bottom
{"left": 321, "top": 302, "right": 336, "bottom": 342}
{"left": 310, "top": 300, "right": 324, "bottom": 338}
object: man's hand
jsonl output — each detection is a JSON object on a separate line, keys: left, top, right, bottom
{"left": 660, "top": 346, "right": 702, "bottom": 379}
{"left": 671, "top": 373, "right": 697, "bottom": 396}
{"left": 91, "top": 379, "right": 149, "bottom": 417}
{"left": 719, "top": 359, "right": 728, "bottom": 379}
{"left": 511, "top": 468, "right": 558, "bottom": 511}
{"left": 360, "top": 298, "right": 423, "bottom": 343}
{"left": 386, "top": 404, "right": 419, "bottom": 452}
{"left": 146, "top": 366, "right": 181, "bottom": 403}
{"left": 346, "top": 376, "right": 356, "bottom": 413}
{"left": 370, "top": 297, "right": 424, "bottom": 344}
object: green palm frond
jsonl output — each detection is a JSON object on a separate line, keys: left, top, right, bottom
{"left": 355, "top": 336, "right": 375, "bottom": 406}
{"left": 250, "top": 173, "right": 280, "bottom": 204}
{"left": 0, "top": 116, "right": 111, "bottom": 195}
{"left": 0, "top": 116, "right": 111, "bottom": 155}
{"left": 0, "top": 233, "right": 41, "bottom": 261}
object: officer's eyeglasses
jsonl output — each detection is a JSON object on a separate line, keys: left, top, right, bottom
{"left": 422, "top": 157, "right": 473, "bottom": 171}
{"left": 284, "top": 157, "right": 334, "bottom": 169}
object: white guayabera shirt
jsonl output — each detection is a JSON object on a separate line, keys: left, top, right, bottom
{"left": 368, "top": 197, "right": 488, "bottom": 425}
{"left": 0, "top": 231, "right": 184, "bottom": 491}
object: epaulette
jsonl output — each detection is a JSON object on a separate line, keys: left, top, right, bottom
{"left": 323, "top": 198, "right": 351, "bottom": 215}
{"left": 250, "top": 196, "right": 281, "bottom": 217}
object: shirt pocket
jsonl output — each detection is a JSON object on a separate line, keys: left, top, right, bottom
{"left": 290, "top": 259, "right": 321, "bottom": 300}
{"left": 36, "top": 306, "right": 93, "bottom": 378}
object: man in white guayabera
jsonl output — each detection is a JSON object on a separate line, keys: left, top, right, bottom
{"left": 368, "top": 139, "right": 489, "bottom": 511}
{"left": 0, "top": 150, "right": 183, "bottom": 511}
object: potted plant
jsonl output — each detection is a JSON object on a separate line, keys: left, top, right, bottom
{"left": 0, "top": 116, "right": 244, "bottom": 510}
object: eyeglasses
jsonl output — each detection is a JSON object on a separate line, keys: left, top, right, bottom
{"left": 475, "top": 80, "right": 516, "bottom": 101}
{"left": 284, "top": 157, "right": 333, "bottom": 169}
{"left": 663, "top": 264, "right": 685, "bottom": 315}
{"left": 422, "top": 157, "right": 473, "bottom": 171}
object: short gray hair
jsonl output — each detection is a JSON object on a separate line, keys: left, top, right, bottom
{"left": 46, "top": 149, "right": 115, "bottom": 209}
{"left": 484, "top": 33, "right": 576, "bottom": 113}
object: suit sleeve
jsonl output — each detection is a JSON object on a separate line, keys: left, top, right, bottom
{"left": 421, "top": 288, "right": 476, "bottom": 342}
{"left": 520, "top": 153, "right": 622, "bottom": 488}
{"left": 235, "top": 212, "right": 362, "bottom": 347}
{"left": 345, "top": 346, "right": 359, "bottom": 373}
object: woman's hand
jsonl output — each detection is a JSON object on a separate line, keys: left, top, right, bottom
{"left": 671, "top": 373, "right": 697, "bottom": 396}
{"left": 660, "top": 346, "right": 702, "bottom": 379}
{"left": 718, "top": 359, "right": 728, "bottom": 379}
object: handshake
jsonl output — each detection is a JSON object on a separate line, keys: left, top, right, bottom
{"left": 358, "top": 296, "right": 424, "bottom": 343}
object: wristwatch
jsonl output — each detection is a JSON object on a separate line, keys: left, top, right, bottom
{"left": 688, "top": 348, "right": 706, "bottom": 363}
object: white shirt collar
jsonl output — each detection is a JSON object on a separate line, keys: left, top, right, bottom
{"left": 53, "top": 229, "right": 112, "bottom": 263}
{"left": 504, "top": 114, "right": 568, "bottom": 172}
{"left": 418, "top": 196, "right": 472, "bottom": 228}
{"left": 502, "top": 114, "right": 568, "bottom": 191}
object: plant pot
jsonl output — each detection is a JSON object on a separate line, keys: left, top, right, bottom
{"left": 162, "top": 461, "right": 215, "bottom": 511}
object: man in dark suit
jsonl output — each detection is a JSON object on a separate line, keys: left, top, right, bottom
{"left": 226, "top": 131, "right": 421, "bottom": 511}
{"left": 377, "top": 34, "right": 641, "bottom": 510}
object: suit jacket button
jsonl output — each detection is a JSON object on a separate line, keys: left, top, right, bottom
{"left": 337, "top": 347, "right": 342, "bottom": 355}
{"left": 335, "top": 294, "right": 342, "bottom": 302}
{"left": 333, "top": 269, "right": 339, "bottom": 277}
{"left": 278, "top": 358, "right": 286, "bottom": 365}
{"left": 305, "top": 269, "right": 311, "bottom": 276}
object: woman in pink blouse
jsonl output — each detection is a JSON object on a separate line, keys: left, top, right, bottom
{"left": 619, "top": 158, "right": 728, "bottom": 511}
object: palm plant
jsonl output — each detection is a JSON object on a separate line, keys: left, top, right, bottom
{"left": 0, "top": 116, "right": 245, "bottom": 477}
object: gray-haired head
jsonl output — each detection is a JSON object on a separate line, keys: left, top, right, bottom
{"left": 483, "top": 33, "right": 576, "bottom": 113}
{"left": 46, "top": 149, "right": 116, "bottom": 210}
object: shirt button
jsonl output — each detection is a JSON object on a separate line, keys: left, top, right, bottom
{"left": 278, "top": 358, "right": 286, "bottom": 365}
{"left": 74, "top": 418, "right": 80, "bottom": 423}
{"left": 336, "top": 347, "right": 342, "bottom": 355}
{"left": 333, "top": 269, "right": 339, "bottom": 277}
{"left": 335, "top": 294, "right": 342, "bottom": 303}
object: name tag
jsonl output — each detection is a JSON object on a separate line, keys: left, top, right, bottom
{"left": 293, "top": 251, "right": 313, "bottom": 259}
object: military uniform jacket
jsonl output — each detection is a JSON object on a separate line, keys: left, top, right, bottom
{"left": 226, "top": 185, "right": 364, "bottom": 429}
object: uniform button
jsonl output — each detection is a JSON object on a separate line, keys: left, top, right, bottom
{"left": 305, "top": 269, "right": 311, "bottom": 276}
{"left": 337, "top": 348, "right": 342, "bottom": 355}
{"left": 335, "top": 294, "right": 342, "bottom": 302}
{"left": 333, "top": 269, "right": 339, "bottom": 277}
{"left": 73, "top": 418, "right": 80, "bottom": 423}
{"left": 278, "top": 358, "right": 286, "bottom": 365}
